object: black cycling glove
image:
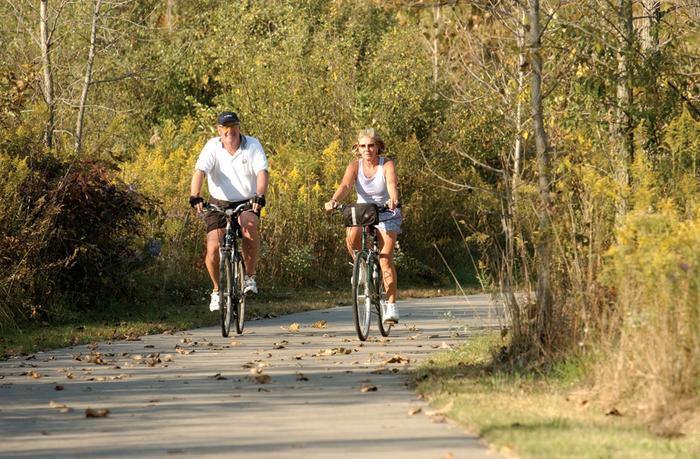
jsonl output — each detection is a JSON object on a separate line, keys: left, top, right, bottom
{"left": 252, "top": 194, "right": 266, "bottom": 208}
{"left": 189, "top": 196, "right": 204, "bottom": 208}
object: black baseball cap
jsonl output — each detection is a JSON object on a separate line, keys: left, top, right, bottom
{"left": 217, "top": 111, "right": 240, "bottom": 125}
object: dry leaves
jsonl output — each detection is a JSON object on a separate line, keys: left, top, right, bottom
{"left": 209, "top": 373, "right": 227, "bottom": 380}
{"left": 175, "top": 348, "right": 193, "bottom": 355}
{"left": 382, "top": 354, "right": 410, "bottom": 365}
{"left": 314, "top": 348, "right": 352, "bottom": 357}
{"left": 408, "top": 407, "right": 422, "bottom": 416}
{"left": 85, "top": 408, "right": 110, "bottom": 418}
{"left": 296, "top": 373, "right": 309, "bottom": 381}
{"left": 49, "top": 401, "right": 73, "bottom": 413}
{"left": 360, "top": 384, "right": 378, "bottom": 393}
{"left": 311, "top": 320, "right": 327, "bottom": 329}
{"left": 286, "top": 323, "right": 301, "bottom": 332}
{"left": 27, "top": 370, "right": 41, "bottom": 379}
{"left": 251, "top": 374, "right": 271, "bottom": 384}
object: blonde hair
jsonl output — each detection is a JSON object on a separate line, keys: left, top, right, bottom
{"left": 352, "top": 128, "right": 386, "bottom": 156}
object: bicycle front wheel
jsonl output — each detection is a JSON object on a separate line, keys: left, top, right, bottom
{"left": 219, "top": 250, "right": 233, "bottom": 337}
{"left": 373, "top": 258, "right": 391, "bottom": 337}
{"left": 352, "top": 252, "right": 371, "bottom": 341}
{"left": 234, "top": 256, "right": 246, "bottom": 335}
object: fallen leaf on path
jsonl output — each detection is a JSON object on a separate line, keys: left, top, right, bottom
{"left": 606, "top": 408, "right": 622, "bottom": 417}
{"left": 382, "top": 354, "right": 410, "bottom": 365}
{"left": 230, "top": 340, "right": 241, "bottom": 346}
{"left": 314, "top": 348, "right": 352, "bottom": 357}
{"left": 209, "top": 373, "right": 227, "bottom": 380}
{"left": 428, "top": 334, "right": 440, "bottom": 339}
{"left": 27, "top": 370, "right": 41, "bottom": 379}
{"left": 311, "top": 320, "right": 327, "bottom": 329}
{"left": 408, "top": 407, "right": 422, "bottom": 416}
{"left": 287, "top": 323, "right": 301, "bottom": 332}
{"left": 162, "top": 354, "right": 173, "bottom": 362}
{"left": 54, "top": 385, "right": 64, "bottom": 391}
{"left": 296, "top": 373, "right": 309, "bottom": 381}
{"left": 425, "top": 401, "right": 454, "bottom": 417}
{"left": 251, "top": 374, "right": 271, "bottom": 384}
{"left": 49, "top": 400, "right": 73, "bottom": 413}
{"left": 180, "top": 338, "right": 193, "bottom": 345}
{"left": 360, "top": 384, "right": 378, "bottom": 392}
{"left": 273, "top": 340, "right": 288, "bottom": 349}
{"left": 175, "top": 348, "right": 193, "bottom": 355}
{"left": 85, "top": 408, "right": 110, "bottom": 418}
{"left": 144, "top": 353, "right": 161, "bottom": 366}
{"left": 294, "top": 353, "right": 306, "bottom": 360}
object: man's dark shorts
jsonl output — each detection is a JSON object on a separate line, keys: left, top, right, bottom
{"left": 205, "top": 197, "right": 260, "bottom": 234}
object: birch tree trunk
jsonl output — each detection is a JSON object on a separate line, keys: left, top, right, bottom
{"left": 529, "top": 0, "right": 553, "bottom": 346}
{"left": 74, "top": 0, "right": 102, "bottom": 154}
{"left": 40, "top": 0, "right": 55, "bottom": 149}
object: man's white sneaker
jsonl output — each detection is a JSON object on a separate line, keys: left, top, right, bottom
{"left": 244, "top": 275, "right": 258, "bottom": 294}
{"left": 209, "top": 291, "right": 220, "bottom": 311}
{"left": 383, "top": 303, "right": 399, "bottom": 324}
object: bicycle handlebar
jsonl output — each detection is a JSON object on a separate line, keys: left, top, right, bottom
{"left": 202, "top": 201, "right": 252, "bottom": 217}
{"left": 335, "top": 203, "right": 402, "bottom": 213}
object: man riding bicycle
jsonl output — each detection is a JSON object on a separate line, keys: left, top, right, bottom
{"left": 189, "top": 111, "right": 269, "bottom": 311}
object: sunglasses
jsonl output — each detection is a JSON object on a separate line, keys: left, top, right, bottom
{"left": 219, "top": 124, "right": 239, "bottom": 134}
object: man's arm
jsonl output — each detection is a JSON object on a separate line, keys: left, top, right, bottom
{"left": 190, "top": 169, "right": 205, "bottom": 212}
{"left": 253, "top": 169, "right": 269, "bottom": 212}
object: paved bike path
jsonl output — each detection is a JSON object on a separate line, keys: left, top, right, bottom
{"left": 0, "top": 295, "right": 505, "bottom": 459}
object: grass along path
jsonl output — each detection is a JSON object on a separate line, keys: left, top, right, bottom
{"left": 414, "top": 333, "right": 700, "bottom": 459}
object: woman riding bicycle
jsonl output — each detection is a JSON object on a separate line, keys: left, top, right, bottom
{"left": 324, "top": 128, "right": 402, "bottom": 324}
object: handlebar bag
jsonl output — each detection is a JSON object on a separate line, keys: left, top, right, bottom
{"left": 343, "top": 203, "right": 379, "bottom": 227}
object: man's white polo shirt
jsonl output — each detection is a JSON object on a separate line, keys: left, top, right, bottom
{"left": 194, "top": 135, "right": 268, "bottom": 202}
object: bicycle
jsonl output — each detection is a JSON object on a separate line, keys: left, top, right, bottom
{"left": 336, "top": 203, "right": 399, "bottom": 341}
{"left": 203, "top": 201, "right": 251, "bottom": 337}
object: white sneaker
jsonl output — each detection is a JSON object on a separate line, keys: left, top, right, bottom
{"left": 244, "top": 275, "right": 258, "bottom": 294}
{"left": 209, "top": 291, "right": 220, "bottom": 311}
{"left": 383, "top": 303, "right": 399, "bottom": 324}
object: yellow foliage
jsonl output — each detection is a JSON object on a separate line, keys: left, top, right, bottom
{"left": 0, "top": 153, "right": 30, "bottom": 199}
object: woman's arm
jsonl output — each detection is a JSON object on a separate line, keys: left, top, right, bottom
{"left": 384, "top": 159, "right": 399, "bottom": 210}
{"left": 324, "top": 161, "right": 358, "bottom": 210}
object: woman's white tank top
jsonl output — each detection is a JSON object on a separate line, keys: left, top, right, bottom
{"left": 356, "top": 157, "right": 389, "bottom": 205}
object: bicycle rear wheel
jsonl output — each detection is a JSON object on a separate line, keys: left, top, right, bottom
{"left": 352, "top": 252, "right": 371, "bottom": 341}
{"left": 219, "top": 250, "right": 233, "bottom": 337}
{"left": 373, "top": 259, "right": 391, "bottom": 337}
{"left": 234, "top": 256, "right": 246, "bottom": 334}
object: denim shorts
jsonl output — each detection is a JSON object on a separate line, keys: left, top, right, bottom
{"left": 376, "top": 208, "right": 402, "bottom": 234}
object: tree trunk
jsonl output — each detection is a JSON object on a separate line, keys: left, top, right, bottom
{"left": 614, "top": 0, "right": 634, "bottom": 221}
{"left": 40, "top": 0, "right": 55, "bottom": 149}
{"left": 75, "top": 0, "right": 102, "bottom": 154}
{"left": 529, "top": 0, "right": 553, "bottom": 347}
